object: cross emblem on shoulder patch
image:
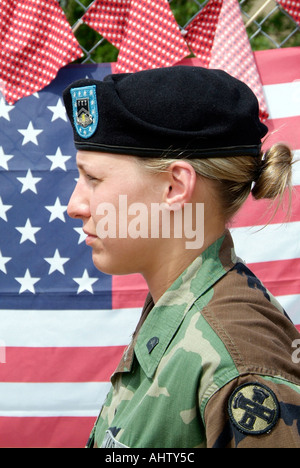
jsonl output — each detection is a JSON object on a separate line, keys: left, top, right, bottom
{"left": 228, "top": 382, "right": 280, "bottom": 435}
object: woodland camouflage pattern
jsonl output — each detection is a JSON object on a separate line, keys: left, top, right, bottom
{"left": 88, "top": 230, "right": 300, "bottom": 448}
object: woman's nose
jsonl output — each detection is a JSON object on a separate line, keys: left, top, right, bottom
{"left": 67, "top": 182, "right": 90, "bottom": 220}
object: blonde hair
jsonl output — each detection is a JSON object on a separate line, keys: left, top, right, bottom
{"left": 137, "top": 143, "right": 294, "bottom": 223}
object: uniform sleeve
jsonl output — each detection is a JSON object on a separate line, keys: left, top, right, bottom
{"left": 203, "top": 374, "right": 300, "bottom": 448}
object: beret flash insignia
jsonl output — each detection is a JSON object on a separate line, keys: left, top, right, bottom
{"left": 71, "top": 85, "right": 98, "bottom": 139}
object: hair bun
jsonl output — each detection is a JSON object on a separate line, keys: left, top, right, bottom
{"left": 252, "top": 143, "right": 293, "bottom": 201}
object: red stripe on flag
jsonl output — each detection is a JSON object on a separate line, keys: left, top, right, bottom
{"left": 254, "top": 47, "right": 300, "bottom": 85}
{"left": 112, "top": 273, "right": 148, "bottom": 309}
{"left": 0, "top": 416, "right": 94, "bottom": 448}
{"left": 0, "top": 347, "right": 125, "bottom": 383}
{"left": 112, "top": 258, "right": 300, "bottom": 310}
{"left": 232, "top": 186, "right": 300, "bottom": 228}
{"left": 265, "top": 116, "right": 300, "bottom": 151}
{"left": 248, "top": 258, "right": 300, "bottom": 298}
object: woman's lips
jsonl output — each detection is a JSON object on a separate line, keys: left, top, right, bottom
{"left": 83, "top": 230, "right": 98, "bottom": 246}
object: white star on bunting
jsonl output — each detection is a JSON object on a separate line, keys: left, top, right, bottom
{"left": 18, "top": 121, "right": 43, "bottom": 146}
{"left": 73, "top": 269, "right": 99, "bottom": 294}
{"left": 45, "top": 197, "right": 68, "bottom": 223}
{"left": 44, "top": 249, "right": 70, "bottom": 275}
{"left": 0, "top": 250, "right": 12, "bottom": 274}
{"left": 0, "top": 97, "right": 15, "bottom": 121}
{"left": 17, "top": 170, "right": 42, "bottom": 194}
{"left": 0, "top": 197, "right": 12, "bottom": 222}
{"left": 15, "top": 218, "right": 41, "bottom": 244}
{"left": 0, "top": 146, "right": 14, "bottom": 170}
{"left": 47, "top": 98, "right": 67, "bottom": 122}
{"left": 73, "top": 227, "right": 87, "bottom": 244}
{"left": 46, "top": 147, "right": 72, "bottom": 171}
{"left": 15, "top": 269, "right": 40, "bottom": 294}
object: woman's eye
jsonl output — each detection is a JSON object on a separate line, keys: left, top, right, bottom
{"left": 86, "top": 174, "right": 97, "bottom": 182}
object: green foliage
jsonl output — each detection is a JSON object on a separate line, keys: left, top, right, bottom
{"left": 242, "top": 0, "right": 300, "bottom": 49}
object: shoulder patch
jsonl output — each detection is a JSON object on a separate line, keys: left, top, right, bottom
{"left": 71, "top": 85, "right": 98, "bottom": 139}
{"left": 228, "top": 382, "right": 280, "bottom": 435}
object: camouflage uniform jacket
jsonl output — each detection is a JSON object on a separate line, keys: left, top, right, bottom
{"left": 89, "top": 230, "right": 300, "bottom": 448}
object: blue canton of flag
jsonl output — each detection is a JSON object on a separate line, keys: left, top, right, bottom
{"left": 0, "top": 64, "right": 114, "bottom": 310}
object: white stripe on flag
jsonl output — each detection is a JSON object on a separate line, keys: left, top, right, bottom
{"left": 278, "top": 294, "right": 300, "bottom": 326}
{"left": 230, "top": 221, "right": 300, "bottom": 264}
{"left": 263, "top": 81, "right": 300, "bottom": 119}
{"left": 0, "top": 308, "right": 141, "bottom": 347}
{"left": 293, "top": 154, "right": 300, "bottom": 186}
{"left": 0, "top": 382, "right": 111, "bottom": 417}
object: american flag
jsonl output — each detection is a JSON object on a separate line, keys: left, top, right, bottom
{"left": 0, "top": 48, "right": 299, "bottom": 447}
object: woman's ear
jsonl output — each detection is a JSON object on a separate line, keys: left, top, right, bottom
{"left": 163, "top": 161, "right": 197, "bottom": 208}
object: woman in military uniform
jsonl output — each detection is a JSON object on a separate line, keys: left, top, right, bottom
{"left": 64, "top": 66, "right": 300, "bottom": 448}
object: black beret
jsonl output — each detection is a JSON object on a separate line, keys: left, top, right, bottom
{"left": 63, "top": 66, "right": 268, "bottom": 159}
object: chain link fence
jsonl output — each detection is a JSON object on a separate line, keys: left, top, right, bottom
{"left": 59, "top": 0, "right": 300, "bottom": 63}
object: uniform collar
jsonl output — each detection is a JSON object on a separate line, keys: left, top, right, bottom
{"left": 134, "top": 230, "right": 237, "bottom": 378}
